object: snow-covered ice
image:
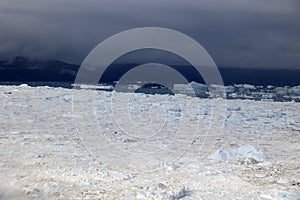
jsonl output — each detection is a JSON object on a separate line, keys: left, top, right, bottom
{"left": 0, "top": 85, "right": 299, "bottom": 199}
{"left": 209, "top": 145, "right": 267, "bottom": 162}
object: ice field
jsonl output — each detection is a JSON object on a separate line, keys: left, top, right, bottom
{"left": 0, "top": 85, "right": 299, "bottom": 199}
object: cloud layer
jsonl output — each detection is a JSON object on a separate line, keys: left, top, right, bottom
{"left": 0, "top": 0, "right": 299, "bottom": 68}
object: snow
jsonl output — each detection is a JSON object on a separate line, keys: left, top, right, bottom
{"left": 136, "top": 183, "right": 186, "bottom": 200}
{"left": 261, "top": 189, "right": 300, "bottom": 200}
{"left": 227, "top": 106, "right": 241, "bottom": 111}
{"left": 0, "top": 85, "right": 299, "bottom": 199}
{"left": 209, "top": 145, "right": 267, "bottom": 162}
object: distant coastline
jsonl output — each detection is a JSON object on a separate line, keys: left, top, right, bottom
{"left": 1, "top": 56, "right": 300, "bottom": 86}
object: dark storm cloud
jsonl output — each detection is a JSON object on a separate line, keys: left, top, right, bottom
{"left": 0, "top": 0, "right": 299, "bottom": 68}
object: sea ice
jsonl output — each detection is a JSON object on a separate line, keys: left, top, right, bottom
{"left": 209, "top": 145, "right": 267, "bottom": 162}
{"left": 261, "top": 189, "right": 300, "bottom": 200}
{"left": 227, "top": 106, "right": 241, "bottom": 111}
{"left": 136, "top": 183, "right": 186, "bottom": 200}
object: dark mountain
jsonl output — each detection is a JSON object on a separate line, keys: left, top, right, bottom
{"left": 219, "top": 68, "right": 300, "bottom": 87}
{"left": 0, "top": 56, "right": 299, "bottom": 86}
{"left": 0, "top": 56, "right": 78, "bottom": 82}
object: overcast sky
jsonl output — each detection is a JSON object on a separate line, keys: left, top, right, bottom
{"left": 0, "top": 0, "right": 299, "bottom": 68}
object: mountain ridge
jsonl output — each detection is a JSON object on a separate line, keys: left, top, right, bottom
{"left": 0, "top": 56, "right": 299, "bottom": 86}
